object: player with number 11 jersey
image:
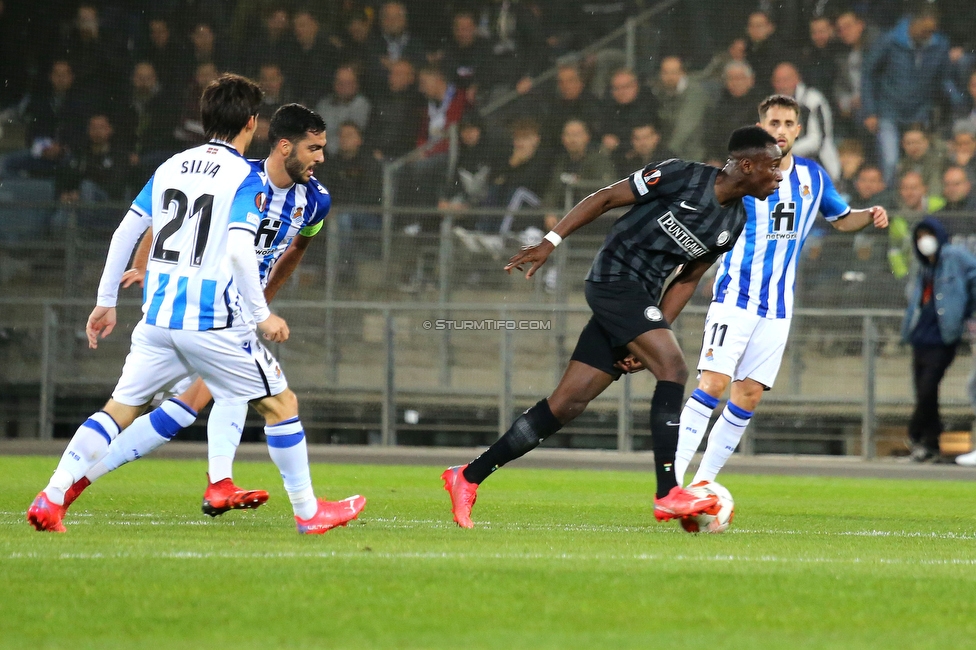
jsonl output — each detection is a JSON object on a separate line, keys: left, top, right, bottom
{"left": 674, "top": 94, "right": 889, "bottom": 488}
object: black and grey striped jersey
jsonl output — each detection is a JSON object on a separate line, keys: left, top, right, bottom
{"left": 585, "top": 158, "right": 747, "bottom": 302}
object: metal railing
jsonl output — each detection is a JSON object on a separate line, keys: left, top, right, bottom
{"left": 3, "top": 293, "right": 967, "bottom": 460}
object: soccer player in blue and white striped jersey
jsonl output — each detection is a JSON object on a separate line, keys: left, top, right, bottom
{"left": 674, "top": 94, "right": 889, "bottom": 487}
{"left": 28, "top": 86, "right": 364, "bottom": 534}
{"left": 56, "top": 104, "right": 335, "bottom": 520}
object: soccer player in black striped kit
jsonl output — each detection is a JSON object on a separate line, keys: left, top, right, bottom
{"left": 442, "top": 126, "right": 783, "bottom": 527}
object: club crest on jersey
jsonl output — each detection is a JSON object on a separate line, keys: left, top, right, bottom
{"left": 705, "top": 348, "right": 714, "bottom": 361}
{"left": 717, "top": 230, "right": 730, "bottom": 246}
{"left": 801, "top": 185, "right": 811, "bottom": 197}
{"left": 768, "top": 201, "right": 797, "bottom": 240}
{"left": 658, "top": 211, "right": 708, "bottom": 258}
{"left": 255, "top": 192, "right": 268, "bottom": 212}
{"left": 293, "top": 206, "right": 304, "bottom": 220}
{"left": 644, "top": 306, "right": 663, "bottom": 322}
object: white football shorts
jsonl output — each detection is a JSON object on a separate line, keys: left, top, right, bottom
{"left": 696, "top": 301, "right": 792, "bottom": 388}
{"left": 150, "top": 374, "right": 199, "bottom": 408}
{"left": 112, "top": 321, "right": 288, "bottom": 406}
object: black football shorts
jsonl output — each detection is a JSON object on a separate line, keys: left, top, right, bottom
{"left": 570, "top": 280, "right": 671, "bottom": 378}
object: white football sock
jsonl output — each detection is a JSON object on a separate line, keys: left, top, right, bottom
{"left": 46, "top": 411, "right": 121, "bottom": 504}
{"left": 264, "top": 417, "right": 317, "bottom": 519}
{"left": 692, "top": 402, "right": 753, "bottom": 484}
{"left": 86, "top": 399, "right": 197, "bottom": 483}
{"left": 207, "top": 402, "right": 248, "bottom": 482}
{"left": 674, "top": 389, "right": 720, "bottom": 486}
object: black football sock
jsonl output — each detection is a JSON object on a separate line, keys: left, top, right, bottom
{"left": 463, "top": 399, "right": 563, "bottom": 484}
{"left": 650, "top": 380, "right": 684, "bottom": 498}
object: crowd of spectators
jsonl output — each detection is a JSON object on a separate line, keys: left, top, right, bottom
{"left": 1, "top": 0, "right": 976, "bottom": 238}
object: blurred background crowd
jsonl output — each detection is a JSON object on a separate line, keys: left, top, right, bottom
{"left": 1, "top": 0, "right": 976, "bottom": 273}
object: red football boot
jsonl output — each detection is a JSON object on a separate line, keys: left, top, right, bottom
{"left": 295, "top": 495, "right": 367, "bottom": 534}
{"left": 653, "top": 486, "right": 718, "bottom": 522}
{"left": 201, "top": 476, "right": 270, "bottom": 517}
{"left": 441, "top": 465, "right": 478, "bottom": 529}
{"left": 26, "top": 492, "right": 66, "bottom": 533}
{"left": 62, "top": 477, "right": 91, "bottom": 513}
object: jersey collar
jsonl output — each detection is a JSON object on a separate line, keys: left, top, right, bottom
{"left": 208, "top": 139, "right": 244, "bottom": 158}
{"left": 781, "top": 154, "right": 795, "bottom": 177}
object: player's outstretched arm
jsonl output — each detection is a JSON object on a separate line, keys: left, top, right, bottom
{"left": 505, "top": 178, "right": 635, "bottom": 279}
{"left": 832, "top": 206, "right": 888, "bottom": 232}
{"left": 264, "top": 234, "right": 314, "bottom": 303}
{"left": 659, "top": 256, "right": 718, "bottom": 325}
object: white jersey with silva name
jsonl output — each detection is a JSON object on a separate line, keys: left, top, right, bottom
{"left": 250, "top": 159, "right": 331, "bottom": 287}
{"left": 135, "top": 141, "right": 268, "bottom": 331}
{"left": 712, "top": 155, "right": 850, "bottom": 319}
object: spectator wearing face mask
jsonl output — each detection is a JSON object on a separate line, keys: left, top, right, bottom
{"left": 901, "top": 217, "right": 976, "bottom": 462}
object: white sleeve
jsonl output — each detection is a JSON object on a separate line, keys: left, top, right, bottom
{"left": 95, "top": 209, "right": 151, "bottom": 308}
{"left": 227, "top": 227, "right": 271, "bottom": 323}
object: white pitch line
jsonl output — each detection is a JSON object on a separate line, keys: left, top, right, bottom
{"left": 4, "top": 550, "right": 976, "bottom": 566}
{"left": 4, "top": 514, "right": 976, "bottom": 541}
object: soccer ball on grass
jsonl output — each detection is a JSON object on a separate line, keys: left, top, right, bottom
{"left": 679, "top": 480, "right": 734, "bottom": 534}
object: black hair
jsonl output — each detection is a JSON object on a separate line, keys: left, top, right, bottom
{"left": 418, "top": 64, "right": 446, "bottom": 80}
{"left": 909, "top": 0, "right": 939, "bottom": 21}
{"left": 268, "top": 103, "right": 326, "bottom": 146}
{"left": 727, "top": 125, "right": 777, "bottom": 155}
{"left": 631, "top": 121, "right": 659, "bottom": 134}
{"left": 201, "top": 73, "right": 263, "bottom": 141}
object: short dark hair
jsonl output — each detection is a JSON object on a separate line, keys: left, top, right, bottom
{"left": 510, "top": 118, "right": 539, "bottom": 137}
{"left": 418, "top": 65, "right": 446, "bottom": 80}
{"left": 563, "top": 118, "right": 590, "bottom": 136}
{"left": 909, "top": 0, "right": 939, "bottom": 21}
{"left": 903, "top": 123, "right": 930, "bottom": 138}
{"left": 727, "top": 125, "right": 777, "bottom": 155}
{"left": 268, "top": 103, "right": 326, "bottom": 146}
{"left": 758, "top": 94, "right": 800, "bottom": 120}
{"left": 201, "top": 73, "right": 263, "bottom": 141}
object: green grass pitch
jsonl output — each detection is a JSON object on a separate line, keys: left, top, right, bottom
{"left": 3, "top": 455, "right": 976, "bottom": 649}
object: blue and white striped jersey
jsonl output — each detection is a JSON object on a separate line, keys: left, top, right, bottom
{"left": 136, "top": 141, "right": 268, "bottom": 331}
{"left": 250, "top": 159, "right": 331, "bottom": 288}
{"left": 712, "top": 156, "right": 850, "bottom": 319}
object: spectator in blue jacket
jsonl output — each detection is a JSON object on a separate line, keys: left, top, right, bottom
{"left": 862, "top": 4, "right": 964, "bottom": 186}
{"left": 901, "top": 216, "right": 976, "bottom": 461}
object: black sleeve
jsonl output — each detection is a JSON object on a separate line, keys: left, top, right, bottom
{"left": 627, "top": 158, "right": 688, "bottom": 204}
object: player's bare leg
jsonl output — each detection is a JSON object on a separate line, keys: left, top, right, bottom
{"left": 27, "top": 400, "right": 148, "bottom": 532}
{"left": 83, "top": 382, "right": 208, "bottom": 487}
{"left": 444, "top": 361, "right": 616, "bottom": 527}
{"left": 623, "top": 329, "right": 718, "bottom": 521}
{"left": 251, "top": 389, "right": 365, "bottom": 533}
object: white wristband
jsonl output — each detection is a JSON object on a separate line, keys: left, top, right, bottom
{"left": 544, "top": 231, "right": 563, "bottom": 247}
